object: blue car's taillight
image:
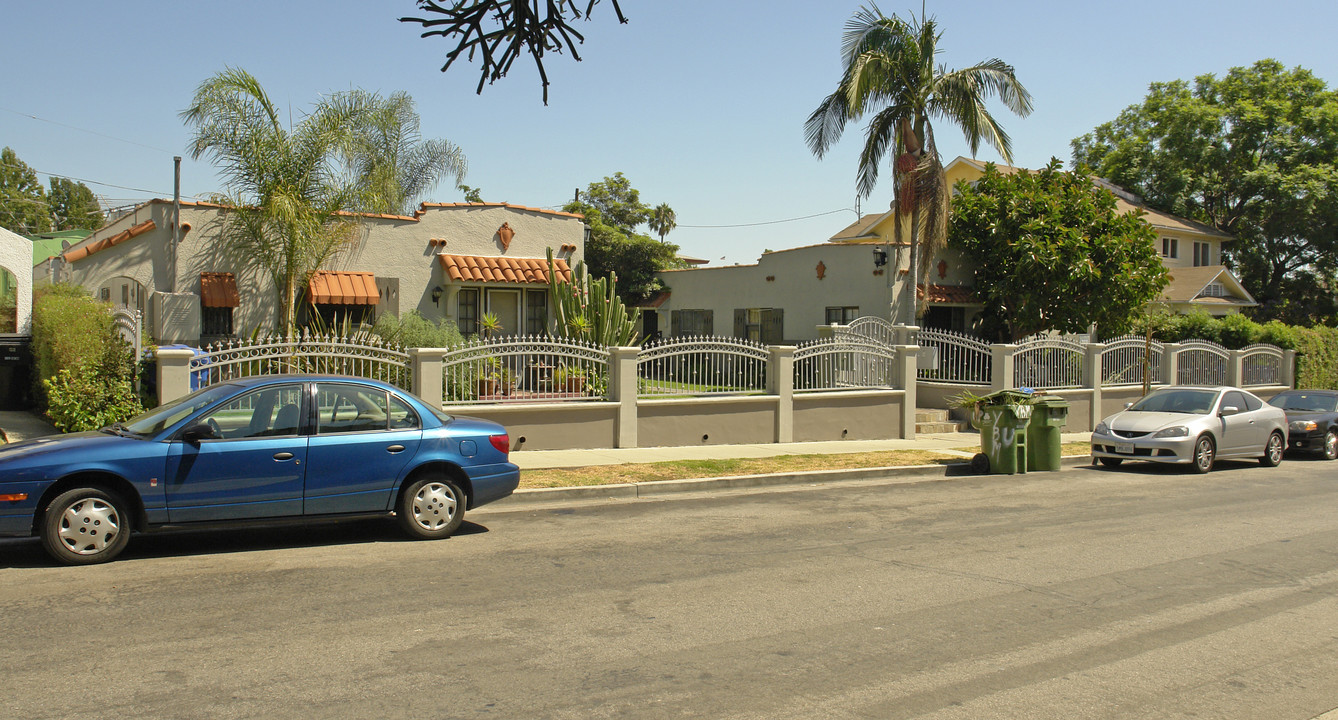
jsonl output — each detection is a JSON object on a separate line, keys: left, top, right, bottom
{"left": 489, "top": 433, "right": 510, "bottom": 455}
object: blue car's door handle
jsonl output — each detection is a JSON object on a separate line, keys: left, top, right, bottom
{"left": 273, "top": 452, "right": 294, "bottom": 461}
{"left": 386, "top": 445, "right": 405, "bottom": 453}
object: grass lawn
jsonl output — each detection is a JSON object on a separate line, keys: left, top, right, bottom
{"left": 519, "top": 441, "right": 1093, "bottom": 489}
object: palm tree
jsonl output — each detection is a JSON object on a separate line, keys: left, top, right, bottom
{"left": 648, "top": 203, "right": 677, "bottom": 244}
{"left": 340, "top": 90, "right": 468, "bottom": 216}
{"left": 805, "top": 6, "right": 1032, "bottom": 323}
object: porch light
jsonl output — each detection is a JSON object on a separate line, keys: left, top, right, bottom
{"left": 431, "top": 286, "right": 444, "bottom": 306}
{"left": 873, "top": 246, "right": 888, "bottom": 267}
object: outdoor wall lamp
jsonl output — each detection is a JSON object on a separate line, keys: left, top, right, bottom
{"left": 872, "top": 246, "right": 888, "bottom": 267}
{"left": 431, "top": 286, "right": 443, "bottom": 306}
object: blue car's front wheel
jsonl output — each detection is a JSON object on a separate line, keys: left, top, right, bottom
{"left": 41, "top": 487, "right": 131, "bottom": 565}
{"left": 398, "top": 477, "right": 465, "bottom": 540}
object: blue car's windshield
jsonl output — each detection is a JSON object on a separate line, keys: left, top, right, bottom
{"left": 1268, "top": 393, "right": 1338, "bottom": 413}
{"left": 1129, "top": 389, "right": 1217, "bottom": 414}
{"left": 123, "top": 384, "right": 240, "bottom": 436}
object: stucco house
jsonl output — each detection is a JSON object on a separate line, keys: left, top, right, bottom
{"left": 34, "top": 200, "right": 585, "bottom": 346}
{"left": 649, "top": 157, "right": 1255, "bottom": 342}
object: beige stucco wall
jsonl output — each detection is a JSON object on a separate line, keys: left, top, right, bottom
{"left": 793, "top": 390, "right": 904, "bottom": 441}
{"left": 445, "top": 402, "right": 618, "bottom": 450}
{"left": 0, "top": 227, "right": 33, "bottom": 334}
{"left": 638, "top": 396, "right": 778, "bottom": 446}
{"left": 47, "top": 201, "right": 584, "bottom": 344}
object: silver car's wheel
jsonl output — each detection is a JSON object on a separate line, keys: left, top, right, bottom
{"left": 1192, "top": 435, "right": 1215, "bottom": 474}
{"left": 40, "top": 487, "right": 131, "bottom": 565}
{"left": 398, "top": 478, "right": 465, "bottom": 540}
{"left": 1260, "top": 432, "right": 1284, "bottom": 467}
{"left": 1325, "top": 429, "right": 1338, "bottom": 460}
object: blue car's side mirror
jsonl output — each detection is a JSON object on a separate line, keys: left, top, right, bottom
{"left": 181, "top": 423, "right": 217, "bottom": 443}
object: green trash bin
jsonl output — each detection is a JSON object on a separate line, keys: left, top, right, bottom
{"left": 975, "top": 391, "right": 1035, "bottom": 475}
{"left": 1026, "top": 395, "right": 1070, "bottom": 472}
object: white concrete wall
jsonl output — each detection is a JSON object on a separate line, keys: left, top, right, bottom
{"left": 0, "top": 227, "right": 33, "bottom": 334}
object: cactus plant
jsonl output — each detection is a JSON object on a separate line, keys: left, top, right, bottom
{"left": 546, "top": 248, "right": 640, "bottom": 346}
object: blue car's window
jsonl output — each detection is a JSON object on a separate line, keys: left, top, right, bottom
{"left": 195, "top": 385, "right": 305, "bottom": 439}
{"left": 316, "top": 384, "right": 418, "bottom": 434}
{"left": 1129, "top": 389, "right": 1217, "bottom": 414}
{"left": 388, "top": 393, "right": 419, "bottom": 430}
{"left": 124, "top": 383, "right": 240, "bottom": 435}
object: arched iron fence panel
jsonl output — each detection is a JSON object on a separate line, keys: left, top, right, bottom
{"left": 794, "top": 337, "right": 899, "bottom": 391}
{"left": 837, "top": 316, "right": 899, "bottom": 346}
{"left": 1014, "top": 334, "right": 1085, "bottom": 389}
{"left": 917, "top": 328, "right": 992, "bottom": 385}
{"left": 440, "top": 334, "right": 610, "bottom": 404}
{"left": 1100, "top": 334, "right": 1164, "bottom": 387}
{"left": 1240, "top": 343, "right": 1283, "bottom": 387}
{"left": 636, "top": 336, "right": 769, "bottom": 397}
{"left": 1176, "top": 340, "right": 1230, "bottom": 386}
{"left": 190, "top": 332, "right": 411, "bottom": 390}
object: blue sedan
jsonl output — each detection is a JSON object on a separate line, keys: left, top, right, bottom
{"left": 0, "top": 375, "right": 519, "bottom": 565}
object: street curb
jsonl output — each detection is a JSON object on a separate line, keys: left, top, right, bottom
{"left": 490, "top": 454, "right": 1092, "bottom": 508}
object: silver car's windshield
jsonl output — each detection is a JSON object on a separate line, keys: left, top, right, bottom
{"left": 1129, "top": 389, "right": 1218, "bottom": 414}
{"left": 123, "top": 384, "right": 240, "bottom": 436}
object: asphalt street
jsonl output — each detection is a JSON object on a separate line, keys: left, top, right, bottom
{"left": 3, "top": 457, "right": 1338, "bottom": 719}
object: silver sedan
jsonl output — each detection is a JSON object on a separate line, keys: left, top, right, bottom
{"left": 1091, "top": 386, "right": 1286, "bottom": 473}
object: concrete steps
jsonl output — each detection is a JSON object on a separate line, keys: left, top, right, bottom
{"left": 915, "top": 408, "right": 969, "bottom": 435}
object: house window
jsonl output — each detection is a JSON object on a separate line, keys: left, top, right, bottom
{"left": 825, "top": 306, "right": 859, "bottom": 325}
{"left": 1202, "top": 282, "right": 1227, "bottom": 298}
{"left": 1193, "top": 242, "right": 1212, "bottom": 266}
{"left": 525, "top": 290, "right": 548, "bottom": 336}
{"left": 457, "top": 288, "right": 479, "bottom": 336}
{"left": 1161, "top": 237, "right": 1178, "bottom": 259}
{"left": 202, "top": 307, "right": 234, "bottom": 336}
{"left": 671, "top": 309, "right": 713, "bottom": 336}
{"left": 99, "top": 288, "right": 110, "bottom": 302}
{"left": 734, "top": 308, "right": 784, "bottom": 344}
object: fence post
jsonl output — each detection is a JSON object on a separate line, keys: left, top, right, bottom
{"left": 768, "top": 346, "right": 796, "bottom": 443}
{"left": 1227, "top": 349, "right": 1243, "bottom": 388}
{"left": 609, "top": 347, "right": 639, "bottom": 448}
{"left": 410, "top": 348, "right": 446, "bottom": 410}
{"left": 1162, "top": 343, "right": 1182, "bottom": 387}
{"left": 1283, "top": 349, "right": 1297, "bottom": 387}
{"left": 894, "top": 324, "right": 920, "bottom": 346}
{"left": 1085, "top": 342, "right": 1105, "bottom": 431}
{"left": 155, "top": 347, "right": 195, "bottom": 406}
{"left": 817, "top": 324, "right": 837, "bottom": 340}
{"left": 990, "top": 344, "right": 1018, "bottom": 391}
{"left": 897, "top": 345, "right": 918, "bottom": 439}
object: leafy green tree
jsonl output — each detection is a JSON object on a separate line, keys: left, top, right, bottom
{"left": 950, "top": 160, "right": 1168, "bottom": 341}
{"left": 1071, "top": 59, "right": 1338, "bottom": 323}
{"left": 458, "top": 184, "right": 484, "bottom": 203}
{"left": 0, "top": 147, "right": 52, "bottom": 234}
{"left": 47, "top": 177, "right": 102, "bottom": 231}
{"left": 648, "top": 203, "right": 676, "bottom": 244}
{"left": 805, "top": 8, "right": 1032, "bottom": 323}
{"left": 401, "top": 0, "right": 627, "bottom": 105}
{"left": 341, "top": 90, "right": 467, "bottom": 216}
{"left": 564, "top": 173, "right": 680, "bottom": 303}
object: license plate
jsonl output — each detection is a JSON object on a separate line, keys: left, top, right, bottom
{"left": 1115, "top": 443, "right": 1135, "bottom": 455}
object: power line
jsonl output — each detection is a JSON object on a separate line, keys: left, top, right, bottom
{"left": 1, "top": 106, "right": 178, "bottom": 155}
{"left": 0, "top": 160, "right": 208, "bottom": 201}
{"left": 677, "top": 207, "right": 857, "bottom": 229}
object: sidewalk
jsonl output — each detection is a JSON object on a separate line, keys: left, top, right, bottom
{"left": 0, "top": 410, "right": 57, "bottom": 443}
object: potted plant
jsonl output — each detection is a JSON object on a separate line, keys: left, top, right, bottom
{"left": 479, "top": 312, "right": 503, "bottom": 338}
{"left": 552, "top": 365, "right": 587, "bottom": 394}
{"left": 476, "top": 358, "right": 503, "bottom": 397}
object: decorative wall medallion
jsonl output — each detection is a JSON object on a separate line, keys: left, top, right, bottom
{"left": 497, "top": 222, "right": 515, "bottom": 252}
{"left": 766, "top": 275, "right": 775, "bottom": 282}
{"left": 816, "top": 261, "right": 826, "bottom": 280}
{"left": 937, "top": 259, "right": 948, "bottom": 279}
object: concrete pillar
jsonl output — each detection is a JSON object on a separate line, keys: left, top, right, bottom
{"left": 609, "top": 347, "right": 640, "bottom": 448}
{"left": 894, "top": 324, "right": 920, "bottom": 346}
{"left": 1283, "top": 349, "right": 1297, "bottom": 388}
{"left": 155, "top": 347, "right": 196, "bottom": 406}
{"left": 816, "top": 324, "right": 837, "bottom": 340}
{"left": 1162, "top": 343, "right": 1182, "bottom": 387}
{"left": 896, "top": 345, "right": 918, "bottom": 439}
{"left": 990, "top": 344, "right": 1018, "bottom": 392}
{"left": 1085, "top": 342, "right": 1105, "bottom": 431}
{"left": 768, "top": 346, "right": 796, "bottom": 444}
{"left": 1227, "top": 349, "right": 1243, "bottom": 388}
{"left": 410, "top": 348, "right": 447, "bottom": 410}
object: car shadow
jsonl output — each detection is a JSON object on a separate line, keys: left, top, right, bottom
{"left": 1082, "top": 457, "right": 1299, "bottom": 475}
{"left": 0, "top": 517, "right": 489, "bottom": 569}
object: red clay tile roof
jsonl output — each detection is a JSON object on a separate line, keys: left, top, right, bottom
{"left": 199, "top": 272, "right": 239, "bottom": 308}
{"left": 437, "top": 254, "right": 572, "bottom": 284}
{"left": 61, "top": 219, "right": 159, "bottom": 263}
{"left": 309, "top": 271, "right": 379, "bottom": 305}
{"left": 415, "top": 202, "right": 584, "bottom": 220}
{"left": 917, "top": 284, "right": 976, "bottom": 303}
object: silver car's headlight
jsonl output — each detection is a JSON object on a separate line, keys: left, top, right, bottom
{"left": 1153, "top": 426, "right": 1189, "bottom": 438}
{"left": 1290, "top": 420, "right": 1318, "bottom": 432}
{"left": 1094, "top": 422, "right": 1110, "bottom": 435}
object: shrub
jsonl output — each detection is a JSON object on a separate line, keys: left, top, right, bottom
{"left": 30, "top": 285, "right": 142, "bottom": 421}
{"left": 1294, "top": 325, "right": 1338, "bottom": 390}
{"left": 371, "top": 310, "right": 464, "bottom": 348}
{"left": 43, "top": 362, "right": 143, "bottom": 432}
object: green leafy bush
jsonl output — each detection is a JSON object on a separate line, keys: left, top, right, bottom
{"left": 371, "top": 310, "right": 464, "bottom": 348}
{"left": 43, "top": 362, "right": 143, "bottom": 432}
{"left": 30, "top": 285, "right": 143, "bottom": 425}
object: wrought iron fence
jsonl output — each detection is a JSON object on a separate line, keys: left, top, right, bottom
{"left": 637, "top": 335, "right": 769, "bottom": 397}
{"left": 1100, "top": 334, "right": 1164, "bottom": 387}
{"left": 440, "top": 334, "right": 610, "bottom": 404}
{"left": 1240, "top": 344, "right": 1284, "bottom": 386}
{"left": 1014, "top": 334, "right": 1085, "bottom": 389}
{"left": 190, "top": 332, "right": 411, "bottom": 390}
{"left": 837, "top": 316, "right": 900, "bottom": 346}
{"left": 1176, "top": 340, "right": 1230, "bottom": 386}
{"left": 794, "top": 337, "right": 899, "bottom": 391}
{"left": 917, "top": 327, "right": 992, "bottom": 385}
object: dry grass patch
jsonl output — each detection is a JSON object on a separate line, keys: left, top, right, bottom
{"left": 521, "top": 450, "right": 963, "bottom": 489}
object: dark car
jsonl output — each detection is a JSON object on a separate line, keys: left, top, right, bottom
{"left": 0, "top": 375, "right": 519, "bottom": 565}
{"left": 1267, "top": 389, "right": 1338, "bottom": 459}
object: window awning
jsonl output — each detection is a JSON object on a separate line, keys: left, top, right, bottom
{"left": 309, "top": 271, "right": 380, "bottom": 305}
{"left": 438, "top": 254, "right": 571, "bottom": 284}
{"left": 199, "top": 272, "right": 239, "bottom": 308}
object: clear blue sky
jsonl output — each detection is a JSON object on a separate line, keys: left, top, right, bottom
{"left": 3, "top": 0, "right": 1336, "bottom": 265}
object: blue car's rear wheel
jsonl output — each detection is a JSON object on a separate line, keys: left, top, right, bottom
{"left": 398, "top": 477, "right": 465, "bottom": 540}
{"left": 41, "top": 487, "right": 131, "bottom": 565}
